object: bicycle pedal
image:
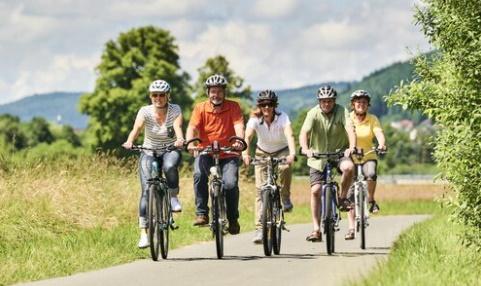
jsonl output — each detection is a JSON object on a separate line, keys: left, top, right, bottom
{"left": 170, "top": 223, "right": 179, "bottom": 230}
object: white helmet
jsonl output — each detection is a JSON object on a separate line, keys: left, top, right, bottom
{"left": 350, "top": 89, "right": 371, "bottom": 102}
{"left": 149, "top": 80, "right": 170, "bottom": 93}
{"left": 317, "top": 85, "right": 337, "bottom": 99}
{"left": 205, "top": 74, "right": 228, "bottom": 88}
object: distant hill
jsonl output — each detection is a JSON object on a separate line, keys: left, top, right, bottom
{"left": 0, "top": 92, "right": 88, "bottom": 129}
{"left": 263, "top": 59, "right": 421, "bottom": 123}
{"left": 0, "top": 58, "right": 421, "bottom": 130}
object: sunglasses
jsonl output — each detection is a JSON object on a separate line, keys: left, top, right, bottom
{"left": 258, "top": 103, "right": 275, "bottom": 108}
{"left": 151, "top": 93, "right": 167, "bottom": 98}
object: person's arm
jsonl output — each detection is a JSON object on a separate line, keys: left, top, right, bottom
{"left": 299, "top": 129, "right": 313, "bottom": 158}
{"left": 283, "top": 123, "right": 296, "bottom": 164}
{"left": 122, "top": 111, "right": 145, "bottom": 149}
{"left": 373, "top": 117, "right": 386, "bottom": 150}
{"left": 231, "top": 103, "right": 245, "bottom": 150}
{"left": 173, "top": 112, "right": 184, "bottom": 148}
{"left": 243, "top": 126, "right": 255, "bottom": 165}
{"left": 344, "top": 113, "right": 357, "bottom": 157}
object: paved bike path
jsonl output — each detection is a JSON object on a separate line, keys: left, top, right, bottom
{"left": 18, "top": 215, "right": 429, "bottom": 286}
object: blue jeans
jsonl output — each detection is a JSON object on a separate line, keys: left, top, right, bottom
{"left": 193, "top": 155, "right": 240, "bottom": 222}
{"left": 138, "top": 150, "right": 181, "bottom": 228}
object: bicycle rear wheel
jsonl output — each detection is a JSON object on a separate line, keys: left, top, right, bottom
{"left": 360, "top": 189, "right": 366, "bottom": 250}
{"left": 324, "top": 185, "right": 335, "bottom": 255}
{"left": 213, "top": 190, "right": 224, "bottom": 259}
{"left": 159, "top": 188, "right": 170, "bottom": 259}
{"left": 273, "top": 198, "right": 282, "bottom": 255}
{"left": 148, "top": 185, "right": 160, "bottom": 261}
{"left": 262, "top": 189, "right": 274, "bottom": 256}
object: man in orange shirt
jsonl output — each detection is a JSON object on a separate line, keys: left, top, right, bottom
{"left": 186, "top": 74, "right": 245, "bottom": 234}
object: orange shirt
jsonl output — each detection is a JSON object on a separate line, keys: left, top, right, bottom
{"left": 189, "top": 100, "right": 244, "bottom": 157}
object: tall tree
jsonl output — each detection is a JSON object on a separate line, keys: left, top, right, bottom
{"left": 80, "top": 26, "right": 192, "bottom": 150}
{"left": 389, "top": 0, "right": 481, "bottom": 247}
{"left": 192, "top": 55, "right": 251, "bottom": 101}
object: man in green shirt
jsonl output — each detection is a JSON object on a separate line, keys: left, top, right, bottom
{"left": 299, "top": 85, "right": 356, "bottom": 241}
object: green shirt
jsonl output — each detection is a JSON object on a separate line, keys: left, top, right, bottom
{"left": 301, "top": 104, "right": 350, "bottom": 171}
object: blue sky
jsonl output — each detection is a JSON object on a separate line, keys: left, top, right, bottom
{"left": 0, "top": 0, "right": 431, "bottom": 104}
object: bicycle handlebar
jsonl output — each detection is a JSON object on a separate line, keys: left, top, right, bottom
{"left": 352, "top": 147, "right": 388, "bottom": 160}
{"left": 184, "top": 136, "right": 247, "bottom": 156}
{"left": 298, "top": 147, "right": 344, "bottom": 160}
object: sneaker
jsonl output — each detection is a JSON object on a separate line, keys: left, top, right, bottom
{"left": 138, "top": 232, "right": 149, "bottom": 248}
{"left": 306, "top": 230, "right": 322, "bottom": 242}
{"left": 369, "top": 201, "right": 380, "bottom": 214}
{"left": 283, "top": 198, "right": 294, "bottom": 212}
{"left": 252, "top": 229, "right": 262, "bottom": 244}
{"left": 171, "top": 196, "right": 182, "bottom": 212}
{"left": 228, "top": 220, "right": 240, "bottom": 235}
{"left": 193, "top": 215, "right": 209, "bottom": 226}
{"left": 344, "top": 229, "right": 355, "bottom": 240}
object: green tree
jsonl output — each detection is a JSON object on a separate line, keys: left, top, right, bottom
{"left": 389, "top": 0, "right": 481, "bottom": 247}
{"left": 192, "top": 55, "right": 251, "bottom": 101}
{"left": 24, "top": 117, "right": 54, "bottom": 146}
{"left": 0, "top": 114, "right": 27, "bottom": 151}
{"left": 56, "top": 125, "right": 82, "bottom": 147}
{"left": 79, "top": 26, "right": 192, "bottom": 150}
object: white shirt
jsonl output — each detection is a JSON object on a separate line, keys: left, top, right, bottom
{"left": 246, "top": 111, "right": 290, "bottom": 153}
{"left": 138, "top": 104, "right": 181, "bottom": 149}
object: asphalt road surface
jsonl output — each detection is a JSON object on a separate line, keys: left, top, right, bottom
{"left": 19, "top": 215, "right": 429, "bottom": 286}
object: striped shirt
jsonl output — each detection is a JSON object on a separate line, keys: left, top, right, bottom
{"left": 138, "top": 104, "right": 181, "bottom": 151}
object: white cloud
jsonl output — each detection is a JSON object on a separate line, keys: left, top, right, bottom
{"left": 0, "top": 0, "right": 432, "bottom": 104}
{"left": 253, "top": 0, "right": 297, "bottom": 18}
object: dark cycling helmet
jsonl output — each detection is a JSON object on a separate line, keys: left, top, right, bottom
{"left": 317, "top": 85, "right": 337, "bottom": 99}
{"left": 256, "top": 90, "right": 278, "bottom": 104}
{"left": 205, "top": 74, "right": 228, "bottom": 88}
{"left": 350, "top": 89, "right": 371, "bottom": 102}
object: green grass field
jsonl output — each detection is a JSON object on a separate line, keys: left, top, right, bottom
{"left": 350, "top": 212, "right": 481, "bottom": 286}
{"left": 0, "top": 154, "right": 444, "bottom": 286}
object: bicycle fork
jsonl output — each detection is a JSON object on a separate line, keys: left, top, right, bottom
{"left": 354, "top": 181, "right": 369, "bottom": 230}
{"left": 321, "top": 184, "right": 340, "bottom": 232}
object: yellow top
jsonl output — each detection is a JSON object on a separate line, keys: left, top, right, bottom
{"left": 350, "top": 112, "right": 382, "bottom": 164}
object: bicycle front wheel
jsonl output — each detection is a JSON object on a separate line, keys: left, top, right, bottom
{"left": 159, "top": 188, "right": 170, "bottom": 259}
{"left": 148, "top": 185, "right": 161, "bottom": 261}
{"left": 273, "top": 198, "right": 282, "bottom": 255}
{"left": 213, "top": 191, "right": 224, "bottom": 259}
{"left": 324, "top": 185, "right": 335, "bottom": 255}
{"left": 360, "top": 189, "right": 366, "bottom": 250}
{"left": 262, "top": 189, "right": 274, "bottom": 256}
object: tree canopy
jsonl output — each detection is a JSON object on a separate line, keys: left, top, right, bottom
{"left": 80, "top": 26, "right": 192, "bottom": 150}
{"left": 389, "top": 0, "right": 481, "bottom": 248}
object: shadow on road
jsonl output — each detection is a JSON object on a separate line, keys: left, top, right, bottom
{"left": 165, "top": 253, "right": 320, "bottom": 262}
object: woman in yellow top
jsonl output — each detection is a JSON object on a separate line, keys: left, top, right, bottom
{"left": 345, "top": 90, "right": 387, "bottom": 240}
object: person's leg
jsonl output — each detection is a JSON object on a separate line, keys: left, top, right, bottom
{"left": 138, "top": 153, "right": 154, "bottom": 247}
{"left": 306, "top": 168, "right": 323, "bottom": 241}
{"left": 254, "top": 151, "right": 267, "bottom": 229}
{"left": 363, "top": 160, "right": 379, "bottom": 213}
{"left": 193, "top": 155, "right": 212, "bottom": 225}
{"left": 339, "top": 157, "right": 355, "bottom": 199}
{"left": 162, "top": 150, "right": 182, "bottom": 211}
{"left": 222, "top": 157, "right": 241, "bottom": 234}
{"left": 278, "top": 149, "right": 293, "bottom": 211}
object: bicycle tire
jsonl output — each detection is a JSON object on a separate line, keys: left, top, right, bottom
{"left": 159, "top": 187, "right": 170, "bottom": 259}
{"left": 360, "top": 187, "right": 366, "bottom": 250}
{"left": 213, "top": 189, "right": 224, "bottom": 259}
{"left": 273, "top": 198, "right": 282, "bottom": 255}
{"left": 148, "top": 184, "right": 160, "bottom": 261}
{"left": 324, "top": 185, "right": 335, "bottom": 255}
{"left": 262, "top": 189, "right": 274, "bottom": 256}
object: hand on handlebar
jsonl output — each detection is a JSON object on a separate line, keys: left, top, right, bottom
{"left": 286, "top": 154, "right": 295, "bottom": 164}
{"left": 301, "top": 148, "right": 313, "bottom": 158}
{"left": 122, "top": 141, "right": 133, "bottom": 149}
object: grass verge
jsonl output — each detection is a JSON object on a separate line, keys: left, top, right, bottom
{"left": 349, "top": 211, "right": 481, "bottom": 286}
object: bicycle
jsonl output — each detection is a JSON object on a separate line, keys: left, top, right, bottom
{"left": 351, "top": 147, "right": 387, "bottom": 250}
{"left": 129, "top": 144, "right": 182, "bottom": 261}
{"left": 300, "top": 149, "right": 343, "bottom": 255}
{"left": 250, "top": 156, "right": 289, "bottom": 256}
{"left": 186, "top": 136, "right": 247, "bottom": 259}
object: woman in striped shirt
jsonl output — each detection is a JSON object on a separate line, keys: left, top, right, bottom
{"left": 122, "top": 79, "right": 185, "bottom": 248}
